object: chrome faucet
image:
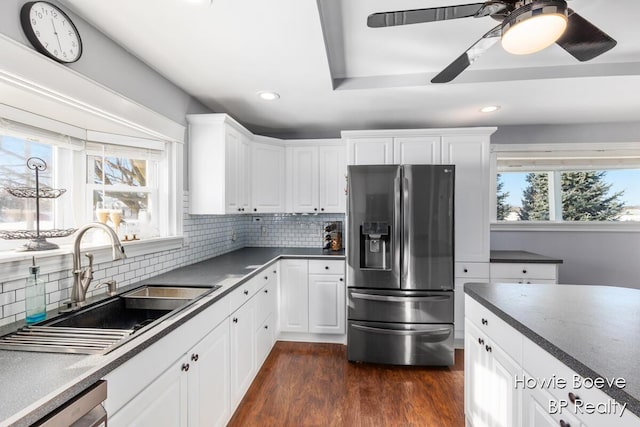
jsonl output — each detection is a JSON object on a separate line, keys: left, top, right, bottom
{"left": 71, "top": 222, "right": 126, "bottom": 308}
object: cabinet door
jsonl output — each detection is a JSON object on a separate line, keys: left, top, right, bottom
{"left": 393, "top": 136, "right": 441, "bottom": 165}
{"left": 188, "top": 319, "right": 231, "bottom": 427}
{"left": 279, "top": 259, "right": 309, "bottom": 333}
{"left": 224, "top": 127, "right": 241, "bottom": 214}
{"left": 318, "top": 145, "right": 346, "bottom": 213}
{"left": 255, "top": 314, "right": 275, "bottom": 367}
{"left": 464, "top": 319, "right": 491, "bottom": 427}
{"left": 255, "top": 274, "right": 277, "bottom": 330}
{"left": 109, "top": 357, "right": 188, "bottom": 427}
{"left": 251, "top": 142, "right": 285, "bottom": 212}
{"left": 230, "top": 299, "right": 256, "bottom": 405}
{"left": 288, "top": 146, "right": 319, "bottom": 213}
{"left": 308, "top": 274, "right": 345, "bottom": 334}
{"left": 488, "top": 337, "right": 522, "bottom": 427}
{"left": 347, "top": 138, "right": 393, "bottom": 165}
{"left": 522, "top": 381, "right": 580, "bottom": 427}
{"left": 238, "top": 136, "right": 251, "bottom": 212}
{"left": 442, "top": 136, "right": 490, "bottom": 263}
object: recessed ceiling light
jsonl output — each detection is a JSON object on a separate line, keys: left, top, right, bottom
{"left": 257, "top": 91, "right": 280, "bottom": 101}
{"left": 480, "top": 105, "right": 501, "bottom": 113}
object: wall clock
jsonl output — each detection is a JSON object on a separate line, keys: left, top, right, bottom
{"left": 20, "top": 1, "right": 83, "bottom": 64}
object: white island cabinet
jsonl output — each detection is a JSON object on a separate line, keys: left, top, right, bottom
{"left": 465, "top": 295, "right": 640, "bottom": 427}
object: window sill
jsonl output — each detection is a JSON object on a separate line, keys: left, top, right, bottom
{"left": 0, "top": 236, "right": 184, "bottom": 283}
{"left": 491, "top": 222, "right": 640, "bottom": 233}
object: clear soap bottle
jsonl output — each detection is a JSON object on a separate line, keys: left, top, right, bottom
{"left": 25, "top": 257, "right": 46, "bottom": 324}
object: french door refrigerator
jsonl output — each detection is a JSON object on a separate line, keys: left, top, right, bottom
{"left": 347, "top": 164, "right": 455, "bottom": 366}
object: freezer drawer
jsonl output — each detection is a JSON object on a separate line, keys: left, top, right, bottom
{"left": 348, "top": 289, "right": 453, "bottom": 323}
{"left": 347, "top": 321, "right": 454, "bottom": 366}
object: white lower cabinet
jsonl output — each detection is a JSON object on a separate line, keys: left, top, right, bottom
{"left": 230, "top": 297, "right": 256, "bottom": 407}
{"left": 109, "top": 318, "right": 230, "bottom": 427}
{"left": 279, "top": 259, "right": 346, "bottom": 338}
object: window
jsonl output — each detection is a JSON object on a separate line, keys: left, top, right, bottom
{"left": 493, "top": 144, "right": 640, "bottom": 224}
{"left": 0, "top": 118, "right": 175, "bottom": 252}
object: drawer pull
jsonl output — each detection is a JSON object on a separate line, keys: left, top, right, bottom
{"left": 339, "top": 278, "right": 344, "bottom": 282}
{"left": 568, "top": 392, "right": 580, "bottom": 404}
{"left": 273, "top": 270, "right": 277, "bottom": 274}
{"left": 481, "top": 318, "right": 488, "bottom": 325}
{"left": 264, "top": 276, "right": 268, "bottom": 280}
{"left": 264, "top": 289, "right": 269, "bottom": 293}
{"left": 478, "top": 338, "right": 484, "bottom": 345}
{"left": 560, "top": 420, "right": 570, "bottom": 427}
{"left": 233, "top": 317, "right": 238, "bottom": 323}
{"left": 191, "top": 353, "right": 199, "bottom": 362}
{"left": 485, "top": 345, "right": 492, "bottom": 353}
{"left": 463, "top": 268, "right": 468, "bottom": 273}
{"left": 325, "top": 266, "right": 329, "bottom": 270}
{"left": 264, "top": 325, "right": 269, "bottom": 329}
{"left": 523, "top": 269, "right": 527, "bottom": 274}
{"left": 181, "top": 363, "right": 190, "bottom": 372}
{"left": 244, "top": 290, "right": 249, "bottom": 295}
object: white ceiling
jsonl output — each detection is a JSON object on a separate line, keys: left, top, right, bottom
{"left": 60, "top": 0, "right": 640, "bottom": 138}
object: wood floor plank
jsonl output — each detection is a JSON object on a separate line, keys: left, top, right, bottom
{"left": 227, "top": 342, "right": 465, "bottom": 427}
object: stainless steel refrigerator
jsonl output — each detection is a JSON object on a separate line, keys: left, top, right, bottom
{"left": 347, "top": 164, "right": 455, "bottom": 366}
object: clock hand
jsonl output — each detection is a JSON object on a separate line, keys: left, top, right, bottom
{"left": 51, "top": 19, "right": 62, "bottom": 52}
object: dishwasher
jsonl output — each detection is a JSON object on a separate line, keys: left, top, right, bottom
{"left": 33, "top": 380, "right": 108, "bottom": 427}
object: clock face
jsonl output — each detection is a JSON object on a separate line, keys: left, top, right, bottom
{"left": 20, "top": 1, "right": 82, "bottom": 64}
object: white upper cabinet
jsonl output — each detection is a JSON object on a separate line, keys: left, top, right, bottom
{"left": 186, "top": 114, "right": 252, "bottom": 215}
{"left": 346, "top": 137, "right": 393, "bottom": 165}
{"left": 393, "top": 136, "right": 441, "bottom": 164}
{"left": 287, "top": 146, "right": 319, "bottom": 213}
{"left": 441, "top": 135, "right": 491, "bottom": 263}
{"left": 251, "top": 142, "right": 286, "bottom": 213}
{"left": 287, "top": 143, "right": 346, "bottom": 213}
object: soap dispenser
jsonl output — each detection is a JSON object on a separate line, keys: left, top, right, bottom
{"left": 25, "top": 256, "right": 46, "bottom": 324}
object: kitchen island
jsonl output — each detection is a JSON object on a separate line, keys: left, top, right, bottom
{"left": 465, "top": 282, "right": 640, "bottom": 426}
{"left": 0, "top": 247, "right": 344, "bottom": 427}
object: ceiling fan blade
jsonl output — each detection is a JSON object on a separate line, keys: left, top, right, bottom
{"left": 368, "top": 3, "right": 485, "bottom": 28}
{"left": 556, "top": 10, "right": 617, "bottom": 62}
{"left": 431, "top": 25, "right": 501, "bottom": 83}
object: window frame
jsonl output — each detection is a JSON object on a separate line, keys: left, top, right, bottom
{"left": 490, "top": 142, "right": 640, "bottom": 232}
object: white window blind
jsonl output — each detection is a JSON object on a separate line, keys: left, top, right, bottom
{"left": 0, "top": 117, "right": 85, "bottom": 151}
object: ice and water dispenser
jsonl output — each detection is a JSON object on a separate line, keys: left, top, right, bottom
{"left": 360, "top": 222, "right": 391, "bottom": 270}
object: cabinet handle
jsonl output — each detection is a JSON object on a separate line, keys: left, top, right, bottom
{"left": 264, "top": 289, "right": 268, "bottom": 293}
{"left": 254, "top": 208, "right": 257, "bottom": 212}
{"left": 325, "top": 266, "right": 329, "bottom": 270}
{"left": 233, "top": 317, "right": 238, "bottom": 323}
{"left": 485, "top": 345, "right": 492, "bottom": 353}
{"left": 568, "top": 392, "right": 580, "bottom": 404}
{"left": 181, "top": 363, "right": 190, "bottom": 372}
{"left": 241, "top": 208, "right": 245, "bottom": 212}
{"left": 559, "top": 420, "right": 570, "bottom": 427}
{"left": 264, "top": 325, "right": 269, "bottom": 329}
{"left": 237, "top": 208, "right": 241, "bottom": 212}
{"left": 191, "top": 353, "right": 199, "bottom": 362}
{"left": 264, "top": 276, "right": 268, "bottom": 280}
{"left": 478, "top": 338, "right": 484, "bottom": 345}
{"left": 523, "top": 269, "right": 527, "bottom": 274}
{"left": 273, "top": 270, "right": 277, "bottom": 274}
{"left": 321, "top": 208, "right": 325, "bottom": 211}
{"left": 314, "top": 208, "right": 318, "bottom": 211}
{"left": 339, "top": 278, "right": 344, "bottom": 282}
{"left": 481, "top": 318, "right": 488, "bottom": 325}
{"left": 244, "top": 290, "right": 249, "bottom": 295}
{"left": 463, "top": 268, "right": 468, "bottom": 273}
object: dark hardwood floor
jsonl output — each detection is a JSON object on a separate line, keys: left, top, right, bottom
{"left": 227, "top": 342, "right": 465, "bottom": 427}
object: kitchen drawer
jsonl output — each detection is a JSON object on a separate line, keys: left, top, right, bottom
{"left": 309, "top": 259, "right": 345, "bottom": 275}
{"left": 455, "top": 262, "right": 490, "bottom": 278}
{"left": 490, "top": 263, "right": 558, "bottom": 280}
{"left": 465, "top": 295, "right": 522, "bottom": 363}
{"left": 254, "top": 276, "right": 277, "bottom": 330}
{"left": 490, "top": 278, "right": 557, "bottom": 285}
{"left": 228, "top": 276, "right": 261, "bottom": 314}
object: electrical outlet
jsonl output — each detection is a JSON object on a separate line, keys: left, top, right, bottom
{"left": 261, "top": 225, "right": 267, "bottom": 235}
{"left": 231, "top": 229, "right": 237, "bottom": 241}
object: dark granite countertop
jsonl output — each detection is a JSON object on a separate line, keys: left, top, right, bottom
{"left": 465, "top": 282, "right": 640, "bottom": 417}
{"left": 0, "top": 247, "right": 344, "bottom": 427}
{"left": 490, "top": 250, "right": 563, "bottom": 264}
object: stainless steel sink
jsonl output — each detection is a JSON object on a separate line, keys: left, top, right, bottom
{"left": 0, "top": 284, "right": 220, "bottom": 354}
{"left": 122, "top": 285, "right": 211, "bottom": 310}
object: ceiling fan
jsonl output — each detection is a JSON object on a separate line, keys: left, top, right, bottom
{"left": 367, "top": 0, "right": 617, "bottom": 83}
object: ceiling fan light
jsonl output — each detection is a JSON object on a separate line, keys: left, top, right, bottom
{"left": 501, "top": 1, "right": 568, "bottom": 55}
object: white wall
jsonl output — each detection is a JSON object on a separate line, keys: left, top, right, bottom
{"left": 491, "top": 123, "right": 640, "bottom": 289}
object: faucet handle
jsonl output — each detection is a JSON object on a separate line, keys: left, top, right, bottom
{"left": 96, "top": 280, "right": 117, "bottom": 296}
{"left": 85, "top": 253, "right": 94, "bottom": 269}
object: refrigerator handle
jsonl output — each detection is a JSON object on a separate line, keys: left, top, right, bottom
{"left": 402, "top": 169, "right": 411, "bottom": 288}
{"left": 394, "top": 169, "right": 402, "bottom": 279}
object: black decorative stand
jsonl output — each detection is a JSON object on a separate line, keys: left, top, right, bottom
{"left": 0, "top": 157, "right": 75, "bottom": 251}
